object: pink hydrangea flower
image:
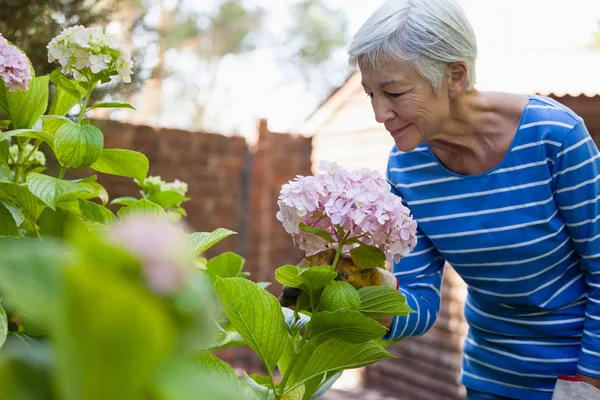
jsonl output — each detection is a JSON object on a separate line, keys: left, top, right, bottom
{"left": 47, "top": 26, "right": 134, "bottom": 83}
{"left": 108, "top": 215, "right": 192, "bottom": 293}
{"left": 277, "top": 161, "right": 418, "bottom": 262}
{"left": 0, "top": 34, "right": 32, "bottom": 92}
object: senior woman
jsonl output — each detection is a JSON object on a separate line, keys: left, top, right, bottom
{"left": 347, "top": 0, "right": 600, "bottom": 399}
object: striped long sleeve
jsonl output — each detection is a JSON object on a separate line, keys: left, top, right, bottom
{"left": 552, "top": 121, "right": 600, "bottom": 378}
{"left": 385, "top": 184, "right": 446, "bottom": 338}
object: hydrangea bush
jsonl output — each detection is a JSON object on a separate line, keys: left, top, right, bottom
{"left": 0, "top": 26, "right": 414, "bottom": 400}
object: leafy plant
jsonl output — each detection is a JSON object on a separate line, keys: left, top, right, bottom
{"left": 0, "top": 24, "right": 414, "bottom": 400}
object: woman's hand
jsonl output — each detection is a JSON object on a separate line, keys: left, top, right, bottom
{"left": 278, "top": 249, "right": 398, "bottom": 310}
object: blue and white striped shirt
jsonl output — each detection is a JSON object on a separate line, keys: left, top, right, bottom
{"left": 385, "top": 95, "right": 600, "bottom": 399}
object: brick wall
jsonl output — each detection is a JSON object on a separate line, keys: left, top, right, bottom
{"left": 85, "top": 119, "right": 312, "bottom": 372}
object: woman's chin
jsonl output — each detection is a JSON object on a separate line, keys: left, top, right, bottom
{"left": 393, "top": 138, "right": 420, "bottom": 153}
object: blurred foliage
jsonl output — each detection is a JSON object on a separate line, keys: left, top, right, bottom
{"left": 0, "top": 0, "right": 117, "bottom": 76}
{"left": 289, "top": 0, "right": 348, "bottom": 66}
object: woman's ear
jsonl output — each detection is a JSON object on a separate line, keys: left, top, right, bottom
{"left": 446, "top": 62, "right": 468, "bottom": 97}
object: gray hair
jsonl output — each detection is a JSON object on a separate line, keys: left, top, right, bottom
{"left": 348, "top": 0, "right": 477, "bottom": 92}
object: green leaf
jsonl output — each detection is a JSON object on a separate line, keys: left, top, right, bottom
{"left": 308, "top": 371, "right": 343, "bottom": 400}
{"left": 153, "top": 361, "right": 243, "bottom": 400}
{"left": 296, "top": 339, "right": 393, "bottom": 384}
{"left": 213, "top": 278, "right": 288, "bottom": 373}
{"left": 86, "top": 102, "right": 136, "bottom": 112}
{"left": 0, "top": 163, "right": 10, "bottom": 182}
{"left": 26, "top": 172, "right": 92, "bottom": 210}
{"left": 91, "top": 148, "right": 149, "bottom": 182}
{"left": 48, "top": 72, "right": 87, "bottom": 116}
{"left": 206, "top": 252, "right": 245, "bottom": 283}
{"left": 319, "top": 281, "right": 361, "bottom": 312}
{"left": 205, "top": 319, "right": 244, "bottom": 350}
{"left": 110, "top": 196, "right": 138, "bottom": 206}
{"left": 281, "top": 307, "right": 310, "bottom": 336}
{"left": 54, "top": 121, "right": 104, "bottom": 169}
{"left": 308, "top": 309, "right": 386, "bottom": 344}
{"left": 0, "top": 303, "right": 7, "bottom": 350}
{"left": 77, "top": 181, "right": 109, "bottom": 205}
{"left": 41, "top": 115, "right": 70, "bottom": 134}
{"left": 0, "top": 238, "right": 69, "bottom": 327}
{"left": 54, "top": 266, "right": 177, "bottom": 400}
{"left": 275, "top": 265, "right": 337, "bottom": 296}
{"left": 358, "top": 286, "right": 414, "bottom": 318}
{"left": 0, "top": 129, "right": 53, "bottom": 151}
{"left": 349, "top": 243, "right": 386, "bottom": 269}
{"left": 187, "top": 228, "right": 237, "bottom": 255}
{"left": 149, "top": 190, "right": 188, "bottom": 208}
{"left": 0, "top": 81, "right": 8, "bottom": 118}
{"left": 6, "top": 76, "right": 49, "bottom": 129}
{"left": 38, "top": 207, "right": 85, "bottom": 238}
{"left": 281, "top": 384, "right": 305, "bottom": 400}
{"left": 0, "top": 202, "right": 19, "bottom": 235}
{"left": 278, "top": 340, "right": 317, "bottom": 388}
{"left": 116, "top": 198, "right": 166, "bottom": 219}
{"left": 0, "top": 200, "right": 23, "bottom": 227}
{"left": 242, "top": 373, "right": 276, "bottom": 400}
{"left": 0, "top": 335, "right": 55, "bottom": 400}
{"left": 50, "top": 70, "right": 85, "bottom": 99}
{"left": 0, "top": 181, "right": 41, "bottom": 226}
{"left": 299, "top": 223, "right": 334, "bottom": 244}
{"left": 0, "top": 119, "right": 11, "bottom": 130}
{"left": 196, "top": 351, "right": 240, "bottom": 387}
{"left": 79, "top": 199, "right": 116, "bottom": 224}
{"left": 0, "top": 140, "right": 8, "bottom": 163}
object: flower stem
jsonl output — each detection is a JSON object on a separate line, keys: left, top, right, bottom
{"left": 23, "top": 139, "right": 42, "bottom": 165}
{"left": 278, "top": 333, "right": 310, "bottom": 398}
{"left": 267, "top": 367, "right": 278, "bottom": 399}
{"left": 14, "top": 139, "right": 25, "bottom": 184}
{"left": 77, "top": 81, "right": 97, "bottom": 124}
{"left": 58, "top": 166, "right": 67, "bottom": 179}
{"left": 331, "top": 238, "right": 345, "bottom": 270}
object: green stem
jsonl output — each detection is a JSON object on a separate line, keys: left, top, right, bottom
{"left": 278, "top": 333, "right": 310, "bottom": 398}
{"left": 267, "top": 367, "right": 278, "bottom": 399}
{"left": 14, "top": 140, "right": 26, "bottom": 184}
{"left": 34, "top": 225, "right": 42, "bottom": 240}
{"left": 77, "top": 82, "right": 96, "bottom": 124}
{"left": 331, "top": 239, "right": 345, "bottom": 270}
{"left": 22, "top": 139, "right": 42, "bottom": 165}
{"left": 58, "top": 166, "right": 67, "bottom": 179}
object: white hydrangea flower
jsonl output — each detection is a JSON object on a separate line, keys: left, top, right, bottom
{"left": 47, "top": 25, "right": 134, "bottom": 84}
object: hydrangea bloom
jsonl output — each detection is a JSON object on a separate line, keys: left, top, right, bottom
{"left": 277, "top": 161, "right": 418, "bottom": 262}
{"left": 141, "top": 176, "right": 189, "bottom": 197}
{"left": 8, "top": 144, "right": 46, "bottom": 166}
{"left": 47, "top": 26, "right": 134, "bottom": 83}
{"left": 0, "top": 34, "right": 32, "bottom": 92}
{"left": 108, "top": 215, "right": 192, "bottom": 293}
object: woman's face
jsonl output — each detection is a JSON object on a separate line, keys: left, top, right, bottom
{"left": 360, "top": 60, "right": 451, "bottom": 152}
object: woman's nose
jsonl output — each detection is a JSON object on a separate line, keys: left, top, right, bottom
{"left": 372, "top": 98, "right": 395, "bottom": 123}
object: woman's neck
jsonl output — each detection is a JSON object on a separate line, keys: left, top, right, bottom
{"left": 427, "top": 91, "right": 528, "bottom": 175}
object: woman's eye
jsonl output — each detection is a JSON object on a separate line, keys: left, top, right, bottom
{"left": 366, "top": 92, "right": 374, "bottom": 98}
{"left": 387, "top": 92, "right": 405, "bottom": 98}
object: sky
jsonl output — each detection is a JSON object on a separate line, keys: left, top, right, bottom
{"left": 125, "top": 0, "right": 600, "bottom": 139}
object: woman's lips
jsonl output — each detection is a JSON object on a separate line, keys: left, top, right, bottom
{"left": 389, "top": 125, "right": 410, "bottom": 137}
